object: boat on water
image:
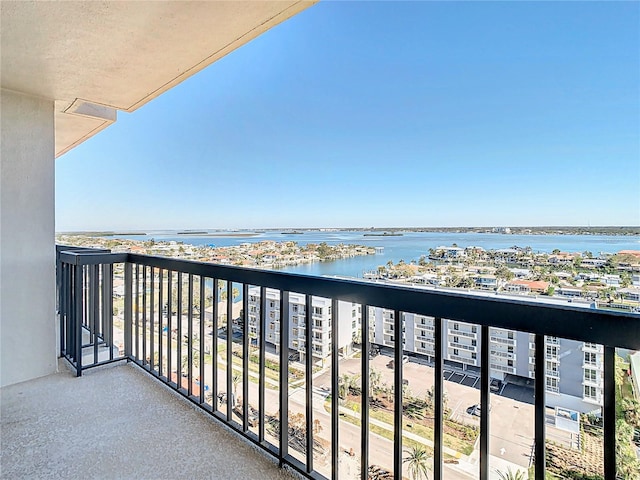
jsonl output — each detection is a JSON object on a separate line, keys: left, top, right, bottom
{"left": 282, "top": 231, "right": 304, "bottom": 234}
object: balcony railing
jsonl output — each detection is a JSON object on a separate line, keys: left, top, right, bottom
{"left": 56, "top": 246, "right": 640, "bottom": 480}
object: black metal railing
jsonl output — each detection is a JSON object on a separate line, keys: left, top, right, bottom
{"left": 57, "top": 247, "right": 640, "bottom": 480}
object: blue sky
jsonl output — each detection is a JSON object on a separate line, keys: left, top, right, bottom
{"left": 56, "top": 1, "right": 640, "bottom": 231}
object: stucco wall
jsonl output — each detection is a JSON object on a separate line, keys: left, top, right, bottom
{"left": 1, "top": 89, "right": 56, "bottom": 387}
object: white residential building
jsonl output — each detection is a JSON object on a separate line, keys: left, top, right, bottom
{"left": 246, "top": 287, "right": 359, "bottom": 362}
{"left": 370, "top": 307, "right": 605, "bottom": 413}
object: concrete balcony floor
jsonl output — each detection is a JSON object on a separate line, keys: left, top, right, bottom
{"left": 1, "top": 360, "right": 298, "bottom": 480}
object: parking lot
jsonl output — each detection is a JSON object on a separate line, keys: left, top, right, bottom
{"left": 336, "top": 352, "right": 538, "bottom": 469}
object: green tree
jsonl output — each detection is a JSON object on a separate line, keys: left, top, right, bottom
{"left": 369, "top": 367, "right": 382, "bottom": 396}
{"left": 622, "top": 398, "right": 640, "bottom": 428}
{"left": 316, "top": 242, "right": 332, "bottom": 259}
{"left": 425, "top": 385, "right": 448, "bottom": 412}
{"left": 495, "top": 265, "right": 514, "bottom": 281}
{"left": 403, "top": 445, "right": 431, "bottom": 480}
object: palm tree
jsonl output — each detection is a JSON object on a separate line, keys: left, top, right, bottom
{"left": 495, "top": 467, "right": 526, "bottom": 480}
{"left": 369, "top": 368, "right": 382, "bottom": 397}
{"left": 403, "top": 445, "right": 431, "bottom": 480}
{"left": 232, "top": 373, "right": 241, "bottom": 406}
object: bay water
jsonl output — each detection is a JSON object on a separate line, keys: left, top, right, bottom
{"left": 106, "top": 231, "right": 639, "bottom": 279}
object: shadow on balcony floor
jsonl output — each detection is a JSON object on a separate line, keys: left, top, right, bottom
{"left": 1, "top": 360, "right": 298, "bottom": 480}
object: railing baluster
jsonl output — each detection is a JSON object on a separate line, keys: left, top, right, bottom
{"left": 74, "top": 263, "right": 83, "bottom": 376}
{"left": 361, "top": 304, "right": 370, "bottom": 480}
{"left": 258, "top": 286, "right": 266, "bottom": 443}
{"left": 212, "top": 278, "right": 218, "bottom": 411}
{"left": 331, "top": 298, "right": 339, "bottom": 479}
{"left": 105, "top": 263, "right": 113, "bottom": 360}
{"left": 280, "top": 291, "right": 291, "bottom": 464}
{"left": 226, "top": 280, "right": 233, "bottom": 422}
{"left": 306, "top": 294, "right": 314, "bottom": 474}
{"left": 60, "top": 262, "right": 67, "bottom": 356}
{"left": 158, "top": 269, "right": 164, "bottom": 378}
{"left": 90, "top": 264, "right": 98, "bottom": 364}
{"left": 188, "top": 274, "right": 194, "bottom": 397}
{"left": 133, "top": 265, "right": 138, "bottom": 360}
{"left": 480, "top": 324, "right": 490, "bottom": 480}
{"left": 142, "top": 266, "right": 147, "bottom": 368}
{"left": 534, "top": 333, "right": 546, "bottom": 480}
{"left": 150, "top": 267, "right": 155, "bottom": 372}
{"left": 434, "top": 316, "right": 444, "bottom": 480}
{"left": 242, "top": 283, "right": 249, "bottom": 431}
{"left": 167, "top": 271, "right": 172, "bottom": 385}
{"left": 124, "top": 263, "right": 132, "bottom": 358}
{"left": 603, "top": 346, "right": 616, "bottom": 480}
{"left": 393, "top": 309, "right": 402, "bottom": 480}
{"left": 200, "top": 276, "right": 206, "bottom": 405}
{"left": 177, "top": 272, "right": 182, "bottom": 390}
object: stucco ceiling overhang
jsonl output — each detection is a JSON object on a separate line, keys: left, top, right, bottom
{"left": 0, "top": 1, "right": 316, "bottom": 157}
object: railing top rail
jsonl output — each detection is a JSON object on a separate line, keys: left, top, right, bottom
{"left": 58, "top": 251, "right": 127, "bottom": 265}
{"left": 56, "top": 248, "right": 640, "bottom": 349}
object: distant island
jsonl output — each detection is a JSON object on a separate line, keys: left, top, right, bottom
{"left": 363, "top": 232, "right": 404, "bottom": 237}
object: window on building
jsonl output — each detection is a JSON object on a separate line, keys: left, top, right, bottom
{"left": 584, "top": 352, "right": 597, "bottom": 365}
{"left": 471, "top": 326, "right": 477, "bottom": 333}
{"left": 508, "top": 331, "right": 514, "bottom": 340}
{"left": 546, "top": 377, "right": 559, "bottom": 392}
{"left": 471, "top": 353, "right": 477, "bottom": 360}
{"left": 313, "top": 307, "right": 322, "bottom": 315}
{"left": 453, "top": 348, "right": 459, "bottom": 356}
{"left": 508, "top": 346, "right": 514, "bottom": 354}
{"left": 453, "top": 323, "right": 459, "bottom": 331}
{"left": 584, "top": 385, "right": 597, "bottom": 400}
{"left": 584, "top": 368, "right": 597, "bottom": 383}
{"left": 471, "top": 340, "right": 477, "bottom": 347}
{"left": 507, "top": 360, "right": 513, "bottom": 367}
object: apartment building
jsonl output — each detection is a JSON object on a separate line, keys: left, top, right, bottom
{"left": 371, "top": 307, "right": 605, "bottom": 413}
{"left": 246, "top": 287, "right": 360, "bottom": 362}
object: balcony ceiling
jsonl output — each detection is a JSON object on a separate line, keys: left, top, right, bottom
{"left": 0, "top": 1, "right": 315, "bottom": 157}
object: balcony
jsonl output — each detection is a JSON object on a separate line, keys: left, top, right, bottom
{"left": 0, "top": 359, "right": 295, "bottom": 480}
{"left": 28, "top": 248, "right": 640, "bottom": 479}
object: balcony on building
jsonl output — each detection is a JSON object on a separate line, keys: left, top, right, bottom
{"left": 2, "top": 3, "right": 640, "bottom": 480}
